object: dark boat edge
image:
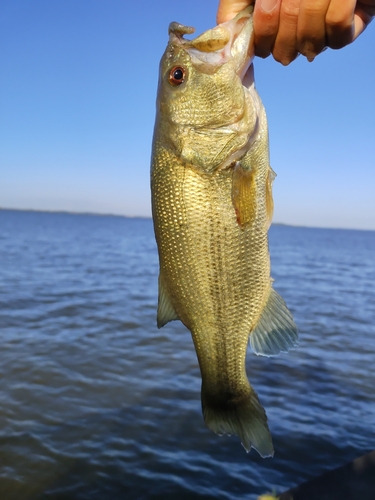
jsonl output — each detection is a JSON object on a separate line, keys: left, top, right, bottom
{"left": 277, "top": 449, "right": 375, "bottom": 500}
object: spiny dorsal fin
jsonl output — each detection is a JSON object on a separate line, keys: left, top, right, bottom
{"left": 157, "top": 273, "right": 179, "bottom": 328}
{"left": 250, "top": 288, "right": 298, "bottom": 356}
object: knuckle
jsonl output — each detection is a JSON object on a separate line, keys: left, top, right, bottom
{"left": 329, "top": 36, "right": 351, "bottom": 50}
{"left": 325, "top": 7, "right": 354, "bottom": 48}
{"left": 302, "top": 4, "right": 326, "bottom": 17}
{"left": 255, "top": 50, "right": 271, "bottom": 59}
{"left": 255, "top": 45, "right": 272, "bottom": 58}
{"left": 325, "top": 9, "right": 352, "bottom": 30}
{"left": 279, "top": 57, "right": 293, "bottom": 66}
{"left": 326, "top": 24, "right": 353, "bottom": 48}
{"left": 254, "top": 21, "right": 276, "bottom": 39}
{"left": 280, "top": 0, "right": 300, "bottom": 26}
{"left": 281, "top": 3, "right": 300, "bottom": 19}
{"left": 254, "top": 34, "right": 275, "bottom": 58}
{"left": 273, "top": 51, "right": 296, "bottom": 65}
{"left": 297, "top": 37, "right": 325, "bottom": 56}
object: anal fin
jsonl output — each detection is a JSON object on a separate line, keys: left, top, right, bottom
{"left": 250, "top": 288, "right": 298, "bottom": 356}
{"left": 157, "top": 273, "right": 180, "bottom": 328}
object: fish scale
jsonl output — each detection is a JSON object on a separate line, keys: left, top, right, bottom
{"left": 151, "top": 7, "right": 298, "bottom": 456}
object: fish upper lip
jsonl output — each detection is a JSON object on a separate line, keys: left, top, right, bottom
{"left": 168, "top": 7, "right": 254, "bottom": 80}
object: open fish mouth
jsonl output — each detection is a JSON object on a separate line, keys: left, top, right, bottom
{"left": 168, "top": 6, "right": 255, "bottom": 84}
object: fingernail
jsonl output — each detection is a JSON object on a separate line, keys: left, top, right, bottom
{"left": 260, "top": 0, "right": 278, "bottom": 13}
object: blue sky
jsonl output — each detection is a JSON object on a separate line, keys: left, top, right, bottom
{"left": 1, "top": 0, "right": 374, "bottom": 229}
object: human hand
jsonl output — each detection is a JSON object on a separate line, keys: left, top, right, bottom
{"left": 217, "top": 0, "right": 375, "bottom": 65}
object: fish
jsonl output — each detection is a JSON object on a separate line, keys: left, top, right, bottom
{"left": 150, "top": 6, "right": 297, "bottom": 457}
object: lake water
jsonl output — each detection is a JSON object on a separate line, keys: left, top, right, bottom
{"left": 0, "top": 209, "right": 374, "bottom": 499}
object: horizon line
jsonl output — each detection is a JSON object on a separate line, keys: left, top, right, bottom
{"left": 0, "top": 206, "right": 373, "bottom": 233}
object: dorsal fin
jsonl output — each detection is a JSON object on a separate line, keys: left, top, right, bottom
{"left": 250, "top": 288, "right": 298, "bottom": 356}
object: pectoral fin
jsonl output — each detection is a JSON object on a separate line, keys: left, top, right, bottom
{"left": 265, "top": 167, "right": 276, "bottom": 229}
{"left": 250, "top": 288, "right": 298, "bottom": 356}
{"left": 231, "top": 162, "right": 257, "bottom": 228}
{"left": 157, "top": 273, "right": 180, "bottom": 328}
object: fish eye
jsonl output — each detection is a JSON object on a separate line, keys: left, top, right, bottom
{"left": 168, "top": 66, "right": 185, "bottom": 86}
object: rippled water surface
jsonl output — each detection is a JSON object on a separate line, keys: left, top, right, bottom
{"left": 1, "top": 209, "right": 374, "bottom": 499}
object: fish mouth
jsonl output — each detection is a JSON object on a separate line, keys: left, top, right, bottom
{"left": 168, "top": 6, "right": 255, "bottom": 84}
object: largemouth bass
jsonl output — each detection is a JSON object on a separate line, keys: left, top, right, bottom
{"left": 151, "top": 7, "right": 297, "bottom": 457}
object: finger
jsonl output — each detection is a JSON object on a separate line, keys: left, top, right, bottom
{"left": 325, "top": 0, "right": 356, "bottom": 49}
{"left": 217, "top": 0, "right": 253, "bottom": 24}
{"left": 253, "top": 0, "right": 282, "bottom": 58}
{"left": 272, "top": 0, "right": 300, "bottom": 65}
{"left": 296, "top": 0, "right": 331, "bottom": 60}
{"left": 353, "top": 3, "right": 375, "bottom": 39}
{"left": 355, "top": 0, "right": 375, "bottom": 7}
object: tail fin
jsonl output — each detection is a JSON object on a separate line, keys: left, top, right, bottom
{"left": 201, "top": 385, "right": 274, "bottom": 457}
